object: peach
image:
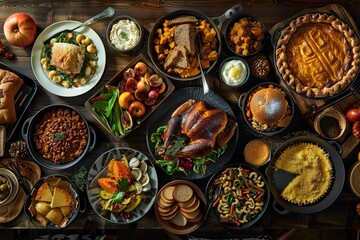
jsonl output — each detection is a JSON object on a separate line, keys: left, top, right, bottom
{"left": 137, "top": 79, "right": 151, "bottom": 93}
{"left": 134, "top": 62, "right": 148, "bottom": 76}
{"left": 119, "top": 91, "right": 135, "bottom": 109}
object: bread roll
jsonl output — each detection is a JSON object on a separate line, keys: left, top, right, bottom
{"left": 249, "top": 87, "right": 287, "bottom": 126}
{"left": 0, "top": 69, "right": 23, "bottom": 124}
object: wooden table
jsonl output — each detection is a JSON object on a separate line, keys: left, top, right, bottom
{"left": 1, "top": 0, "right": 360, "bottom": 238}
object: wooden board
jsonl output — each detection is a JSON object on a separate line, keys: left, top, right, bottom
{"left": 0, "top": 159, "right": 41, "bottom": 223}
{"left": 269, "top": 3, "right": 360, "bottom": 159}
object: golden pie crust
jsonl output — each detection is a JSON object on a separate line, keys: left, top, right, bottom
{"left": 276, "top": 13, "right": 360, "bottom": 98}
{"left": 274, "top": 143, "right": 332, "bottom": 205}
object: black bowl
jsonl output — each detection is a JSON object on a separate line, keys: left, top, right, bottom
{"left": 24, "top": 174, "right": 84, "bottom": 229}
{"left": 238, "top": 81, "right": 294, "bottom": 136}
{"left": 106, "top": 15, "right": 144, "bottom": 55}
{"left": 147, "top": 9, "right": 222, "bottom": 81}
{"left": 223, "top": 15, "right": 266, "bottom": 58}
{"left": 205, "top": 163, "right": 270, "bottom": 229}
{"left": 21, "top": 104, "right": 96, "bottom": 170}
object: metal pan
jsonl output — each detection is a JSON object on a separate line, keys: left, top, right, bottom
{"left": 147, "top": 4, "right": 242, "bottom": 81}
{"left": 265, "top": 135, "right": 345, "bottom": 214}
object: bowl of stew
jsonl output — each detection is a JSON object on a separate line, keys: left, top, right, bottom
{"left": 21, "top": 104, "right": 96, "bottom": 170}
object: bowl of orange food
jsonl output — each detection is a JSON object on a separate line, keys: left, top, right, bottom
{"left": 87, "top": 147, "right": 158, "bottom": 224}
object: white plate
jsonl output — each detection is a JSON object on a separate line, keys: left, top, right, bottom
{"left": 31, "top": 20, "right": 106, "bottom": 97}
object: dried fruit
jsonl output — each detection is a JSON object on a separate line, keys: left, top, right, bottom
{"left": 352, "top": 121, "right": 360, "bottom": 140}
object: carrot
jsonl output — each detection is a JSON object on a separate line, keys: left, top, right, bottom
{"left": 229, "top": 204, "right": 235, "bottom": 215}
{"left": 255, "top": 193, "right": 264, "bottom": 202}
{"left": 248, "top": 182, "right": 265, "bottom": 192}
{"left": 212, "top": 196, "right": 221, "bottom": 207}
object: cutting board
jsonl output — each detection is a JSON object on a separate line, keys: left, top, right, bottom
{"left": 0, "top": 159, "right": 41, "bottom": 223}
{"left": 269, "top": 3, "right": 360, "bottom": 159}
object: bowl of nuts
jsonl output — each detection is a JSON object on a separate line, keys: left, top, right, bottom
{"left": 224, "top": 16, "right": 266, "bottom": 57}
{"left": 238, "top": 82, "right": 294, "bottom": 136}
{"left": 21, "top": 104, "right": 96, "bottom": 170}
{"left": 0, "top": 168, "right": 19, "bottom": 206}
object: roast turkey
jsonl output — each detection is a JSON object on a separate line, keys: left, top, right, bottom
{"left": 158, "top": 99, "right": 237, "bottom": 160}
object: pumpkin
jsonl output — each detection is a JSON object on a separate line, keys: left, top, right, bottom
{"left": 112, "top": 161, "right": 131, "bottom": 181}
{"left": 98, "top": 178, "right": 118, "bottom": 193}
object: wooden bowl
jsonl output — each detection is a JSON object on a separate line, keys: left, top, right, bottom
{"left": 154, "top": 180, "right": 207, "bottom": 235}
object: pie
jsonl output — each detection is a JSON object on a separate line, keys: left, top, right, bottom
{"left": 275, "top": 13, "right": 360, "bottom": 98}
{"left": 274, "top": 143, "right": 332, "bottom": 205}
{"left": 35, "top": 182, "right": 53, "bottom": 202}
{"left": 50, "top": 186, "right": 75, "bottom": 208}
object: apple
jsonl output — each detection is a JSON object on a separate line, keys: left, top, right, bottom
{"left": 125, "top": 78, "right": 138, "bottom": 93}
{"left": 346, "top": 101, "right": 360, "bottom": 123}
{"left": 134, "top": 62, "right": 148, "bottom": 76}
{"left": 123, "top": 68, "right": 135, "bottom": 80}
{"left": 128, "top": 100, "right": 146, "bottom": 118}
{"left": 119, "top": 91, "right": 135, "bottom": 110}
{"left": 145, "top": 90, "right": 159, "bottom": 106}
{"left": 148, "top": 74, "right": 163, "bottom": 87}
{"left": 4, "top": 13, "right": 37, "bottom": 47}
{"left": 137, "top": 79, "right": 151, "bottom": 93}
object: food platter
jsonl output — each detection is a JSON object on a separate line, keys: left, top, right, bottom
{"left": 146, "top": 87, "right": 239, "bottom": 180}
{"left": 31, "top": 20, "right": 106, "bottom": 97}
{"left": 87, "top": 147, "right": 158, "bottom": 224}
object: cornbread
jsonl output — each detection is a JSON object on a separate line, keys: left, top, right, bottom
{"left": 274, "top": 143, "right": 332, "bottom": 205}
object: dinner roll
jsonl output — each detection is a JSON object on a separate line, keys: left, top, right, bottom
{"left": 249, "top": 87, "right": 287, "bottom": 126}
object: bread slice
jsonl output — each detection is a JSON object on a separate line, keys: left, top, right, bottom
{"left": 171, "top": 211, "right": 187, "bottom": 227}
{"left": 173, "top": 184, "right": 193, "bottom": 203}
{"left": 35, "top": 182, "right": 53, "bottom": 202}
{"left": 162, "top": 186, "right": 176, "bottom": 202}
{"left": 180, "top": 198, "right": 200, "bottom": 213}
{"left": 178, "top": 194, "right": 196, "bottom": 209}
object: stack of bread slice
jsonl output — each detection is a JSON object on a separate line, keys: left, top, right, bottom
{"left": 28, "top": 176, "right": 77, "bottom": 227}
{"left": 157, "top": 183, "right": 203, "bottom": 227}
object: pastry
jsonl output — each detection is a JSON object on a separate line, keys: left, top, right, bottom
{"left": 0, "top": 69, "right": 24, "bottom": 124}
{"left": 276, "top": 13, "right": 360, "bottom": 98}
{"left": 50, "top": 42, "right": 85, "bottom": 74}
{"left": 274, "top": 143, "right": 332, "bottom": 205}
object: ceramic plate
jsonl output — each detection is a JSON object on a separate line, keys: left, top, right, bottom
{"left": 31, "top": 21, "right": 106, "bottom": 97}
{"left": 87, "top": 147, "right": 158, "bottom": 224}
{"left": 146, "top": 87, "right": 239, "bottom": 180}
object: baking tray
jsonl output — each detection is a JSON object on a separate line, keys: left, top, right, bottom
{"left": 85, "top": 53, "right": 175, "bottom": 141}
{"left": 0, "top": 62, "right": 38, "bottom": 141}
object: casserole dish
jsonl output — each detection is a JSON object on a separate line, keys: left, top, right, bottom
{"left": 21, "top": 104, "right": 96, "bottom": 170}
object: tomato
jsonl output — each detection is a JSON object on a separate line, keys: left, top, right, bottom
{"left": 98, "top": 178, "right": 118, "bottom": 193}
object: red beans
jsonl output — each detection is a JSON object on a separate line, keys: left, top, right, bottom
{"left": 33, "top": 108, "right": 88, "bottom": 164}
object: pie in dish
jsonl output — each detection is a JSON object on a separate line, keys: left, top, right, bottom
{"left": 274, "top": 143, "right": 332, "bottom": 205}
{"left": 276, "top": 13, "right": 360, "bottom": 98}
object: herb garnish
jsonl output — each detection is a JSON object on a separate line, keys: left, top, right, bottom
{"left": 120, "top": 32, "right": 129, "bottom": 41}
{"left": 110, "top": 178, "right": 130, "bottom": 203}
{"left": 50, "top": 132, "right": 66, "bottom": 141}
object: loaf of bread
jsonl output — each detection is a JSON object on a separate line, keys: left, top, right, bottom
{"left": 0, "top": 69, "right": 24, "bottom": 124}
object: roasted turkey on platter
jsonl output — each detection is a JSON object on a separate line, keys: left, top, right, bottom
{"left": 156, "top": 99, "right": 237, "bottom": 160}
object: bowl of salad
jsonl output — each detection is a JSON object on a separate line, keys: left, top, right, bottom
{"left": 86, "top": 147, "right": 158, "bottom": 224}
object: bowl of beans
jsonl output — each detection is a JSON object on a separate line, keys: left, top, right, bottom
{"left": 21, "top": 104, "right": 96, "bottom": 170}
{"left": 205, "top": 163, "right": 270, "bottom": 229}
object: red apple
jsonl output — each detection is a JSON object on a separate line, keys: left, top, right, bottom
{"left": 137, "top": 79, "right": 151, "bottom": 93}
{"left": 346, "top": 107, "right": 360, "bottom": 123}
{"left": 145, "top": 90, "right": 159, "bottom": 106}
{"left": 128, "top": 100, "right": 146, "bottom": 118}
{"left": 134, "top": 62, "right": 148, "bottom": 76}
{"left": 4, "top": 13, "right": 37, "bottom": 47}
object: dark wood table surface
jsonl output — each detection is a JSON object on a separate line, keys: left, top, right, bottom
{"left": 1, "top": 0, "right": 360, "bottom": 238}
